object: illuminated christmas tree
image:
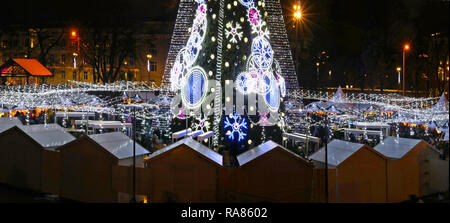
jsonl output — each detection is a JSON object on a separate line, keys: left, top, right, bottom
{"left": 163, "top": 0, "right": 298, "bottom": 152}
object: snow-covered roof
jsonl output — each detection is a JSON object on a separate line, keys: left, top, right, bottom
{"left": 18, "top": 124, "right": 75, "bottom": 149}
{"left": 0, "top": 117, "right": 23, "bottom": 133}
{"left": 237, "top": 140, "right": 308, "bottom": 166}
{"left": 147, "top": 138, "right": 222, "bottom": 166}
{"left": 88, "top": 132, "right": 149, "bottom": 160}
{"left": 374, "top": 137, "right": 422, "bottom": 159}
{"left": 309, "top": 140, "right": 365, "bottom": 167}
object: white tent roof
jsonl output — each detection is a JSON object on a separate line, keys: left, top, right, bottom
{"left": 237, "top": 140, "right": 307, "bottom": 166}
{"left": 88, "top": 132, "right": 149, "bottom": 160}
{"left": 324, "top": 105, "right": 341, "bottom": 114}
{"left": 309, "top": 140, "right": 365, "bottom": 167}
{"left": 0, "top": 117, "right": 23, "bottom": 133}
{"left": 156, "top": 94, "right": 172, "bottom": 105}
{"left": 431, "top": 93, "right": 449, "bottom": 113}
{"left": 18, "top": 124, "right": 75, "bottom": 149}
{"left": 329, "top": 86, "right": 349, "bottom": 103}
{"left": 374, "top": 137, "right": 422, "bottom": 159}
{"left": 147, "top": 138, "right": 222, "bottom": 165}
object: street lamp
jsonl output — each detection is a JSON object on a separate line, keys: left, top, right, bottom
{"left": 293, "top": 4, "right": 302, "bottom": 19}
{"left": 397, "top": 67, "right": 401, "bottom": 86}
{"left": 316, "top": 62, "right": 320, "bottom": 83}
{"left": 293, "top": 1, "right": 302, "bottom": 86}
{"left": 403, "top": 44, "right": 410, "bottom": 96}
{"left": 71, "top": 29, "right": 80, "bottom": 81}
{"left": 73, "top": 52, "right": 78, "bottom": 69}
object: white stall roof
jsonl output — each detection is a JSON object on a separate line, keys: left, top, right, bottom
{"left": 74, "top": 120, "right": 132, "bottom": 129}
{"left": 0, "top": 117, "right": 23, "bottom": 133}
{"left": 355, "top": 122, "right": 390, "bottom": 128}
{"left": 18, "top": 124, "right": 75, "bottom": 149}
{"left": 309, "top": 140, "right": 365, "bottom": 167}
{"left": 374, "top": 137, "right": 422, "bottom": 159}
{"left": 55, "top": 112, "right": 96, "bottom": 118}
{"left": 88, "top": 132, "right": 149, "bottom": 160}
{"left": 237, "top": 140, "right": 306, "bottom": 167}
{"left": 148, "top": 138, "right": 222, "bottom": 166}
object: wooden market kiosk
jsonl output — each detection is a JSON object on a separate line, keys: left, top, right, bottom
{"left": 0, "top": 59, "right": 53, "bottom": 85}
{"left": 0, "top": 124, "right": 75, "bottom": 194}
{"left": 227, "top": 141, "right": 314, "bottom": 203}
{"left": 310, "top": 140, "right": 388, "bottom": 202}
{"left": 374, "top": 137, "right": 448, "bottom": 202}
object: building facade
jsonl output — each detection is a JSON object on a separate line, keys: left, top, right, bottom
{"left": 0, "top": 21, "right": 173, "bottom": 86}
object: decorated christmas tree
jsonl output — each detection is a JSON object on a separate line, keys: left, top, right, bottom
{"left": 163, "top": 0, "right": 298, "bottom": 153}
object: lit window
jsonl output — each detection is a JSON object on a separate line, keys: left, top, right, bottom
{"left": 129, "top": 57, "right": 134, "bottom": 66}
{"left": 150, "top": 61, "right": 157, "bottom": 72}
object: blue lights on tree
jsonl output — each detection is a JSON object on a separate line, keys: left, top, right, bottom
{"left": 224, "top": 114, "right": 248, "bottom": 142}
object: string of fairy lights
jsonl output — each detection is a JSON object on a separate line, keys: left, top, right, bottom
{"left": 1, "top": 81, "right": 447, "bottom": 135}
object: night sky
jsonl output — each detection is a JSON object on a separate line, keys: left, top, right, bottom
{"left": 2, "top": 0, "right": 448, "bottom": 37}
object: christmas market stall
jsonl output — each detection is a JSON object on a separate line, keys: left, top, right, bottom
{"left": 374, "top": 137, "right": 448, "bottom": 202}
{"left": 0, "top": 59, "right": 53, "bottom": 85}
{"left": 57, "top": 132, "right": 149, "bottom": 202}
{"left": 144, "top": 138, "right": 223, "bottom": 203}
{"left": 0, "top": 124, "right": 75, "bottom": 194}
{"left": 310, "top": 140, "right": 388, "bottom": 202}
{"left": 221, "top": 141, "right": 313, "bottom": 203}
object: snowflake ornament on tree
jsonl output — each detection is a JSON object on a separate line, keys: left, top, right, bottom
{"left": 224, "top": 114, "right": 248, "bottom": 142}
{"left": 225, "top": 22, "right": 243, "bottom": 44}
{"left": 193, "top": 115, "right": 211, "bottom": 133}
{"left": 251, "top": 22, "right": 270, "bottom": 40}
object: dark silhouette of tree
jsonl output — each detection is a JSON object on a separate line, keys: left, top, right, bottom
{"left": 32, "top": 28, "right": 65, "bottom": 67}
{"left": 78, "top": 0, "right": 139, "bottom": 84}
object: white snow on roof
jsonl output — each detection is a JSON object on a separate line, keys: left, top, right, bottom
{"left": 237, "top": 140, "right": 305, "bottom": 166}
{"left": 148, "top": 138, "right": 222, "bottom": 166}
{"left": 309, "top": 140, "right": 365, "bottom": 167}
{"left": 88, "top": 132, "right": 149, "bottom": 160}
{"left": 0, "top": 117, "right": 23, "bottom": 133}
{"left": 18, "top": 124, "right": 75, "bottom": 148}
{"left": 374, "top": 137, "right": 423, "bottom": 159}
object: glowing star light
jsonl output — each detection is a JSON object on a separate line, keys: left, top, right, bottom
{"left": 224, "top": 114, "right": 248, "bottom": 142}
{"left": 225, "top": 22, "right": 243, "bottom": 44}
